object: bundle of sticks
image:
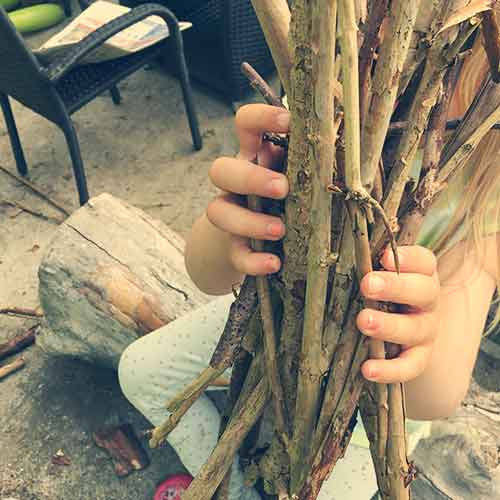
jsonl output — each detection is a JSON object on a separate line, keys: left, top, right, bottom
{"left": 149, "top": 1, "right": 500, "bottom": 499}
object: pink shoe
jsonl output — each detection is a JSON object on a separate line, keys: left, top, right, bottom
{"left": 154, "top": 474, "right": 193, "bottom": 500}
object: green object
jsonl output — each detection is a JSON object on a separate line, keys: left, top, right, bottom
{"left": 8, "top": 4, "right": 64, "bottom": 33}
{"left": 0, "top": 0, "right": 21, "bottom": 12}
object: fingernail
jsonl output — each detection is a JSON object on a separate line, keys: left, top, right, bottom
{"left": 267, "top": 222, "right": 284, "bottom": 238}
{"left": 276, "top": 112, "right": 290, "bottom": 129}
{"left": 365, "top": 312, "right": 379, "bottom": 331}
{"left": 366, "top": 366, "right": 379, "bottom": 380}
{"left": 367, "top": 275, "right": 385, "bottom": 294}
{"left": 267, "top": 256, "right": 281, "bottom": 273}
{"left": 265, "top": 177, "right": 288, "bottom": 198}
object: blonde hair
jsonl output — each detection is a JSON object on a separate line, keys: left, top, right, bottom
{"left": 433, "top": 36, "right": 500, "bottom": 332}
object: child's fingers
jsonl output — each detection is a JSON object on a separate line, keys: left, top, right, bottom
{"left": 229, "top": 236, "right": 281, "bottom": 276}
{"left": 235, "top": 104, "right": 290, "bottom": 160}
{"left": 209, "top": 157, "right": 289, "bottom": 200}
{"left": 380, "top": 245, "right": 437, "bottom": 276}
{"left": 206, "top": 194, "right": 286, "bottom": 241}
{"left": 357, "top": 308, "right": 436, "bottom": 347}
{"left": 360, "top": 270, "right": 439, "bottom": 311}
{"left": 361, "top": 344, "right": 432, "bottom": 383}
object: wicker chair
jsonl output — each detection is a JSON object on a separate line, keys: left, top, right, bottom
{"left": 0, "top": 3, "right": 201, "bottom": 206}
{"left": 121, "top": 0, "right": 276, "bottom": 101}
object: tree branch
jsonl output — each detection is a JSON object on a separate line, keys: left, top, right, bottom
{"left": 182, "top": 379, "right": 270, "bottom": 500}
{"left": 250, "top": 0, "right": 292, "bottom": 96}
{"left": 361, "top": 0, "right": 422, "bottom": 192}
{"left": 289, "top": 0, "right": 337, "bottom": 493}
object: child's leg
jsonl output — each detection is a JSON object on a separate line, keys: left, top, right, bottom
{"left": 118, "top": 295, "right": 260, "bottom": 500}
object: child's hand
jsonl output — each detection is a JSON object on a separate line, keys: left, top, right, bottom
{"left": 357, "top": 246, "right": 441, "bottom": 384}
{"left": 207, "top": 104, "right": 290, "bottom": 276}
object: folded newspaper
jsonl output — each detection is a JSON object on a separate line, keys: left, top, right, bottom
{"left": 35, "top": 1, "right": 192, "bottom": 65}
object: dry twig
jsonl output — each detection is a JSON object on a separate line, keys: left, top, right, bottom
{"left": 0, "top": 199, "right": 65, "bottom": 224}
{"left": 289, "top": 0, "right": 337, "bottom": 491}
{"left": 0, "top": 356, "right": 25, "bottom": 380}
{"left": 0, "top": 165, "right": 71, "bottom": 217}
{"left": 482, "top": 8, "right": 500, "bottom": 81}
{"left": 0, "top": 324, "right": 39, "bottom": 361}
{"left": 0, "top": 307, "right": 44, "bottom": 319}
{"left": 250, "top": 0, "right": 292, "bottom": 96}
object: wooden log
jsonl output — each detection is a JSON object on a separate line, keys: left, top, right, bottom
{"left": 38, "top": 193, "right": 209, "bottom": 368}
{"left": 93, "top": 423, "right": 150, "bottom": 477}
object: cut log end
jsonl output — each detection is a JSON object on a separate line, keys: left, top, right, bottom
{"left": 38, "top": 193, "right": 209, "bottom": 368}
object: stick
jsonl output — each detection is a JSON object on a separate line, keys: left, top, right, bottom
{"left": 0, "top": 307, "right": 44, "bottom": 319}
{"left": 213, "top": 348, "right": 252, "bottom": 500}
{"left": 93, "top": 423, "right": 150, "bottom": 477}
{"left": 182, "top": 379, "right": 270, "bottom": 500}
{"left": 247, "top": 208, "right": 289, "bottom": 441}
{"left": 365, "top": 19, "right": 482, "bottom": 499}
{"left": 440, "top": 103, "right": 500, "bottom": 184}
{"left": 236, "top": 63, "right": 289, "bottom": 441}
{"left": 279, "top": 0, "right": 316, "bottom": 421}
{"left": 164, "top": 278, "right": 257, "bottom": 413}
{"left": 0, "top": 357, "right": 25, "bottom": 380}
{"left": 361, "top": 0, "right": 422, "bottom": 193}
{"left": 165, "top": 366, "right": 226, "bottom": 413}
{"left": 482, "top": 9, "right": 500, "bottom": 82}
{"left": 289, "top": 0, "right": 337, "bottom": 493}
{"left": 250, "top": 0, "right": 292, "bottom": 96}
{"left": 338, "top": 0, "right": 385, "bottom": 387}
{"left": 387, "top": 117, "right": 500, "bottom": 134}
{"left": 313, "top": 297, "right": 362, "bottom": 452}
{"left": 0, "top": 199, "right": 65, "bottom": 224}
{"left": 244, "top": 124, "right": 288, "bottom": 442}
{"left": 396, "top": 59, "right": 464, "bottom": 254}
{"left": 150, "top": 379, "right": 209, "bottom": 448}
{"left": 438, "top": 75, "right": 500, "bottom": 183}
{"left": 300, "top": 328, "right": 369, "bottom": 499}
{"left": 210, "top": 376, "right": 230, "bottom": 388}
{"left": 0, "top": 165, "right": 71, "bottom": 217}
{"left": 339, "top": 1, "right": 412, "bottom": 497}
{"left": 242, "top": 58, "right": 304, "bottom": 437}
{"left": 0, "top": 324, "right": 38, "bottom": 361}
{"left": 358, "top": 0, "right": 390, "bottom": 120}
{"left": 241, "top": 62, "right": 285, "bottom": 108}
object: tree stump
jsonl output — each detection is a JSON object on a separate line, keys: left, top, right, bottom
{"left": 38, "top": 193, "right": 209, "bottom": 368}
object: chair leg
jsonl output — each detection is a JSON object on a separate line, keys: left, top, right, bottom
{"left": 62, "top": 0, "right": 71, "bottom": 17}
{"left": 0, "top": 93, "right": 28, "bottom": 176}
{"left": 61, "top": 119, "right": 89, "bottom": 206}
{"left": 110, "top": 86, "right": 121, "bottom": 105}
{"left": 170, "top": 31, "right": 202, "bottom": 151}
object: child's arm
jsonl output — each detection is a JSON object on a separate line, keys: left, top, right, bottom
{"left": 185, "top": 104, "right": 290, "bottom": 295}
{"left": 184, "top": 213, "right": 245, "bottom": 295}
{"left": 402, "top": 237, "right": 497, "bottom": 420}
{"left": 357, "top": 239, "right": 497, "bottom": 420}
